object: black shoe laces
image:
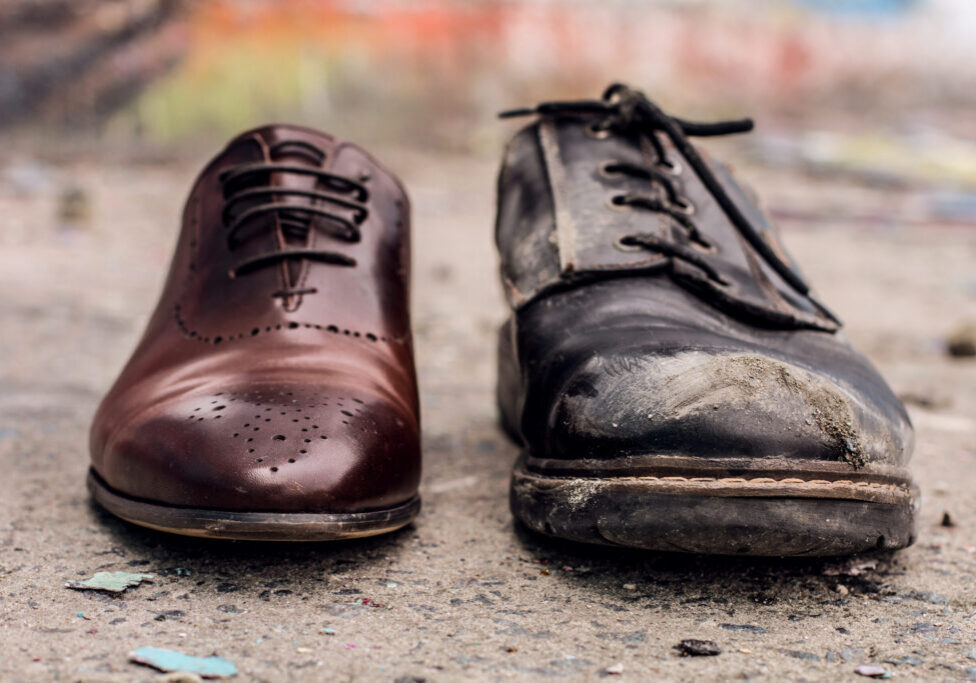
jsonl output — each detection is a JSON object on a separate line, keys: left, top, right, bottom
{"left": 500, "top": 83, "right": 813, "bottom": 297}
{"left": 218, "top": 140, "right": 369, "bottom": 297}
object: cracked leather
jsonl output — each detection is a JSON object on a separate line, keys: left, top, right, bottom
{"left": 495, "top": 115, "right": 914, "bottom": 470}
{"left": 90, "top": 125, "right": 420, "bottom": 513}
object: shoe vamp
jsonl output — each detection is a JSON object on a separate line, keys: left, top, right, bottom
{"left": 515, "top": 277, "right": 912, "bottom": 467}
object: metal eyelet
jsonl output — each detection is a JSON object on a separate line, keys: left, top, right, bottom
{"left": 585, "top": 123, "right": 612, "bottom": 140}
{"left": 671, "top": 197, "right": 695, "bottom": 215}
{"left": 657, "top": 158, "right": 682, "bottom": 175}
{"left": 596, "top": 160, "right": 624, "bottom": 180}
{"left": 606, "top": 195, "right": 630, "bottom": 212}
{"left": 614, "top": 235, "right": 643, "bottom": 252}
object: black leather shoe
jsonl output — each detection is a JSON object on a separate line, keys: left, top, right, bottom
{"left": 494, "top": 84, "right": 917, "bottom": 556}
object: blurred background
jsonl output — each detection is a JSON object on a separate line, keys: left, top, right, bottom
{"left": 2, "top": 0, "right": 976, "bottom": 150}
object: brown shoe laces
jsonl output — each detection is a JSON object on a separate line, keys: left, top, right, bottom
{"left": 218, "top": 140, "right": 369, "bottom": 294}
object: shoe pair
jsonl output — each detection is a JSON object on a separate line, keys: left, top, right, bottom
{"left": 89, "top": 85, "right": 917, "bottom": 556}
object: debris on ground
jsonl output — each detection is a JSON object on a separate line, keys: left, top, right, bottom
{"left": 823, "top": 559, "right": 878, "bottom": 576}
{"left": 343, "top": 597, "right": 386, "bottom": 608}
{"left": 604, "top": 662, "right": 625, "bottom": 674}
{"left": 941, "top": 511, "right": 957, "bottom": 528}
{"left": 854, "top": 664, "right": 891, "bottom": 678}
{"left": 129, "top": 647, "right": 237, "bottom": 678}
{"left": 65, "top": 571, "right": 155, "bottom": 593}
{"left": 674, "top": 639, "right": 722, "bottom": 657}
{"left": 56, "top": 186, "right": 91, "bottom": 230}
{"left": 947, "top": 323, "right": 976, "bottom": 358}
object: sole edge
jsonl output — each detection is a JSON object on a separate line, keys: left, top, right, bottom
{"left": 511, "top": 456, "right": 918, "bottom": 557}
{"left": 87, "top": 469, "right": 420, "bottom": 542}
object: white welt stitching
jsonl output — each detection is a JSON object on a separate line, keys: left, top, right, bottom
{"left": 565, "top": 474, "right": 908, "bottom": 492}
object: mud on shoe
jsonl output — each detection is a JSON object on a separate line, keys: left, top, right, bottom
{"left": 494, "top": 84, "right": 917, "bottom": 557}
{"left": 89, "top": 126, "right": 421, "bottom": 540}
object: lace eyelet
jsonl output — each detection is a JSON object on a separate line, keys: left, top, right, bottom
{"left": 614, "top": 235, "right": 643, "bottom": 252}
{"left": 606, "top": 195, "right": 630, "bottom": 212}
{"left": 585, "top": 122, "right": 612, "bottom": 140}
{"left": 657, "top": 158, "right": 682, "bottom": 175}
{"left": 671, "top": 197, "right": 695, "bottom": 216}
{"left": 596, "top": 160, "right": 624, "bottom": 180}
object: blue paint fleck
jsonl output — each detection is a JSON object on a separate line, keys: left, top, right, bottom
{"left": 129, "top": 647, "right": 237, "bottom": 678}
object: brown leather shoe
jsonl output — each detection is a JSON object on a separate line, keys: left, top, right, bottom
{"left": 89, "top": 125, "right": 421, "bottom": 540}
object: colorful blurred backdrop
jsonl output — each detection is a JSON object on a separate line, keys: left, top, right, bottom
{"left": 2, "top": 0, "right": 975, "bottom": 153}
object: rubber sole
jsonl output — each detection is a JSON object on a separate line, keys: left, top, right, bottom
{"left": 87, "top": 469, "right": 420, "bottom": 542}
{"left": 511, "top": 454, "right": 918, "bottom": 557}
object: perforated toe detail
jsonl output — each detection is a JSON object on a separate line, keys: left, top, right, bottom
{"left": 184, "top": 389, "right": 380, "bottom": 474}
{"left": 101, "top": 382, "right": 419, "bottom": 513}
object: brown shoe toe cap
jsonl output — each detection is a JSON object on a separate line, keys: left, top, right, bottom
{"left": 94, "top": 383, "right": 420, "bottom": 513}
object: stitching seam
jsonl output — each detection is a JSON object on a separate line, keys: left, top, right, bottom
{"left": 531, "top": 473, "right": 909, "bottom": 491}
{"left": 173, "top": 305, "right": 406, "bottom": 346}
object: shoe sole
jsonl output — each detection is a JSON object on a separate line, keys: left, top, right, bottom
{"left": 87, "top": 469, "right": 420, "bottom": 542}
{"left": 511, "top": 454, "right": 918, "bottom": 557}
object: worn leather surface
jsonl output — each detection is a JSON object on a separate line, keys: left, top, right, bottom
{"left": 495, "top": 116, "right": 914, "bottom": 471}
{"left": 499, "top": 117, "right": 838, "bottom": 331}
{"left": 90, "top": 125, "right": 420, "bottom": 513}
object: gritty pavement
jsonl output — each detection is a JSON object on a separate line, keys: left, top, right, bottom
{"left": 1, "top": 138, "right": 975, "bottom": 682}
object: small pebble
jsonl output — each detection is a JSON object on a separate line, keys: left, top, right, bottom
{"left": 854, "top": 664, "right": 890, "bottom": 678}
{"left": 675, "top": 639, "right": 722, "bottom": 657}
{"left": 605, "top": 662, "right": 624, "bottom": 675}
{"left": 947, "top": 323, "right": 976, "bottom": 358}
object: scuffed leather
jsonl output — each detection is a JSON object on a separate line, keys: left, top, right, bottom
{"left": 497, "top": 118, "right": 838, "bottom": 331}
{"left": 495, "top": 116, "right": 913, "bottom": 470}
{"left": 90, "top": 125, "right": 420, "bottom": 513}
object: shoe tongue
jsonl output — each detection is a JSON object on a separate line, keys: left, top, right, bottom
{"left": 266, "top": 140, "right": 327, "bottom": 286}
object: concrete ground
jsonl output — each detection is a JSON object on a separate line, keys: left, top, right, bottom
{"left": 1, "top": 139, "right": 975, "bottom": 682}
